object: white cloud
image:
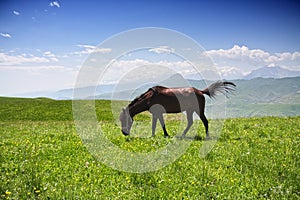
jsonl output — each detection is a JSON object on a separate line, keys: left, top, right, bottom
{"left": 77, "top": 45, "right": 96, "bottom": 49}
{"left": 50, "top": 1, "right": 60, "bottom": 8}
{"left": 267, "top": 52, "right": 300, "bottom": 62}
{"left": 0, "top": 65, "right": 78, "bottom": 95}
{"left": 43, "top": 51, "right": 58, "bottom": 62}
{"left": 0, "top": 52, "right": 50, "bottom": 65}
{"left": 13, "top": 11, "right": 20, "bottom": 15}
{"left": 0, "top": 33, "right": 11, "bottom": 38}
{"left": 99, "top": 58, "right": 196, "bottom": 84}
{"left": 205, "top": 45, "right": 270, "bottom": 60}
{"left": 75, "top": 45, "right": 112, "bottom": 55}
{"left": 1, "top": 45, "right": 299, "bottom": 96}
{"left": 43, "top": 51, "right": 54, "bottom": 57}
{"left": 204, "top": 45, "right": 300, "bottom": 77}
{"left": 0, "top": 65, "right": 66, "bottom": 71}
{"left": 110, "top": 59, "right": 191, "bottom": 71}
{"left": 218, "top": 66, "right": 245, "bottom": 79}
{"left": 149, "top": 46, "right": 175, "bottom": 54}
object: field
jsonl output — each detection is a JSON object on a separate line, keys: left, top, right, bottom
{"left": 0, "top": 97, "right": 299, "bottom": 199}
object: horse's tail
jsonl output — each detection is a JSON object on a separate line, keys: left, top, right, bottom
{"left": 202, "top": 81, "right": 236, "bottom": 98}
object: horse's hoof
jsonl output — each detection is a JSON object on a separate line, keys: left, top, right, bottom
{"left": 164, "top": 135, "right": 170, "bottom": 138}
{"left": 205, "top": 136, "right": 211, "bottom": 141}
{"left": 175, "top": 135, "right": 182, "bottom": 139}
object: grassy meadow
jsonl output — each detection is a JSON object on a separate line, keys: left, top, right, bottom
{"left": 0, "top": 97, "right": 299, "bottom": 199}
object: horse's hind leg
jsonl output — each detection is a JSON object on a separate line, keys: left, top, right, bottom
{"left": 152, "top": 115, "right": 158, "bottom": 137}
{"left": 196, "top": 95, "right": 210, "bottom": 140}
{"left": 199, "top": 112, "right": 209, "bottom": 139}
{"left": 182, "top": 110, "right": 193, "bottom": 137}
{"left": 158, "top": 114, "right": 169, "bottom": 137}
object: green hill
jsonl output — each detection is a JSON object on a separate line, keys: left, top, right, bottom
{"left": 224, "top": 77, "right": 300, "bottom": 117}
{"left": 0, "top": 97, "right": 299, "bottom": 199}
{"left": 227, "top": 77, "right": 300, "bottom": 104}
{"left": 0, "top": 97, "right": 115, "bottom": 122}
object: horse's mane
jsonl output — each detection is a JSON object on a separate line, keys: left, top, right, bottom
{"left": 128, "top": 88, "right": 154, "bottom": 108}
{"left": 128, "top": 86, "right": 166, "bottom": 108}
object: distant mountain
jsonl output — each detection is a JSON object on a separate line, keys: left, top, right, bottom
{"left": 7, "top": 77, "right": 300, "bottom": 118}
{"left": 226, "top": 77, "right": 300, "bottom": 104}
{"left": 95, "top": 73, "right": 194, "bottom": 100}
{"left": 224, "top": 77, "right": 300, "bottom": 117}
{"left": 12, "top": 84, "right": 115, "bottom": 100}
{"left": 60, "top": 84, "right": 115, "bottom": 100}
{"left": 13, "top": 76, "right": 300, "bottom": 103}
{"left": 12, "top": 90, "right": 56, "bottom": 99}
{"left": 91, "top": 77, "right": 300, "bottom": 118}
{"left": 244, "top": 66, "right": 300, "bottom": 79}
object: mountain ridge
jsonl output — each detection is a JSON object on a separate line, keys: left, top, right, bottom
{"left": 10, "top": 76, "right": 300, "bottom": 102}
{"left": 4, "top": 76, "right": 300, "bottom": 118}
{"left": 243, "top": 66, "right": 300, "bottom": 79}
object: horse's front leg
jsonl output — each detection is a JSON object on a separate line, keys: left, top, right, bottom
{"left": 158, "top": 114, "right": 169, "bottom": 138}
{"left": 152, "top": 115, "right": 158, "bottom": 137}
{"left": 182, "top": 110, "right": 193, "bottom": 137}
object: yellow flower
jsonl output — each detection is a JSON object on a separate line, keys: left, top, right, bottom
{"left": 5, "top": 191, "right": 11, "bottom": 195}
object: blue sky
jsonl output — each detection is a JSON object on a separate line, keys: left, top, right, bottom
{"left": 0, "top": 0, "right": 300, "bottom": 95}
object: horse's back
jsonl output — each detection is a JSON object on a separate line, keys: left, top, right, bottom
{"left": 149, "top": 86, "right": 205, "bottom": 112}
{"left": 153, "top": 86, "right": 203, "bottom": 97}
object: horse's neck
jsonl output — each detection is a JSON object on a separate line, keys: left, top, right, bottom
{"left": 128, "top": 102, "right": 148, "bottom": 118}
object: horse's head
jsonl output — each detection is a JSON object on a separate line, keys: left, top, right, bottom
{"left": 119, "top": 107, "right": 133, "bottom": 136}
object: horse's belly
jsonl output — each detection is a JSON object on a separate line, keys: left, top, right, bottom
{"left": 151, "top": 94, "right": 196, "bottom": 113}
{"left": 156, "top": 102, "right": 189, "bottom": 113}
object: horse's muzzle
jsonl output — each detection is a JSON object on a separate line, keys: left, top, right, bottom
{"left": 122, "top": 130, "right": 129, "bottom": 136}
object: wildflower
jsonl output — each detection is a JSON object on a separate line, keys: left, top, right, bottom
{"left": 5, "top": 191, "right": 11, "bottom": 195}
{"left": 35, "top": 190, "right": 40, "bottom": 194}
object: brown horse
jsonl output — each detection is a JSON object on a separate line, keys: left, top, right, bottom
{"left": 119, "top": 81, "right": 236, "bottom": 139}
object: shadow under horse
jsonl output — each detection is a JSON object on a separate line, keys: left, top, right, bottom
{"left": 119, "top": 81, "right": 236, "bottom": 139}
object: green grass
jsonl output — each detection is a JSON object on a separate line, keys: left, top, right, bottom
{"left": 0, "top": 97, "right": 299, "bottom": 199}
{"left": 226, "top": 103, "right": 300, "bottom": 118}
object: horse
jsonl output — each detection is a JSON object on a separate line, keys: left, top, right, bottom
{"left": 119, "top": 81, "right": 236, "bottom": 139}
